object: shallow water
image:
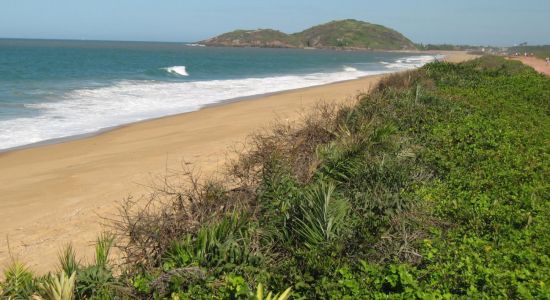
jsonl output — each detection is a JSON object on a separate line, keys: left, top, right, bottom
{"left": 0, "top": 39, "right": 440, "bottom": 150}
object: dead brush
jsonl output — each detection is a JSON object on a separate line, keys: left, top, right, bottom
{"left": 375, "top": 69, "right": 427, "bottom": 92}
{"left": 112, "top": 102, "right": 350, "bottom": 271}
{"left": 229, "top": 102, "right": 348, "bottom": 187}
{"left": 111, "top": 164, "right": 255, "bottom": 270}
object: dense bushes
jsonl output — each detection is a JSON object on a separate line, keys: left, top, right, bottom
{"left": 2, "top": 56, "right": 549, "bottom": 299}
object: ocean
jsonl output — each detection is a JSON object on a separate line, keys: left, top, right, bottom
{"left": 0, "top": 39, "right": 440, "bottom": 150}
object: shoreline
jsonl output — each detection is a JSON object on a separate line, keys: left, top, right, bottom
{"left": 1, "top": 49, "right": 444, "bottom": 154}
{"left": 0, "top": 50, "right": 447, "bottom": 154}
{"left": 0, "top": 51, "right": 476, "bottom": 274}
{"left": 0, "top": 72, "right": 393, "bottom": 155}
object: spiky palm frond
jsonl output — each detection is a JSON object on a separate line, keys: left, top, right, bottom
{"left": 95, "top": 233, "right": 114, "bottom": 268}
{"left": 294, "top": 182, "right": 349, "bottom": 249}
{"left": 1, "top": 261, "right": 35, "bottom": 298}
{"left": 32, "top": 271, "right": 76, "bottom": 300}
{"left": 255, "top": 283, "right": 292, "bottom": 300}
{"left": 58, "top": 244, "right": 79, "bottom": 276}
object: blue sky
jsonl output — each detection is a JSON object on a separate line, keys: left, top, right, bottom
{"left": 1, "top": 0, "right": 549, "bottom": 45}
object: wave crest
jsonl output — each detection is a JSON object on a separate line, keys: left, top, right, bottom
{"left": 343, "top": 66, "right": 358, "bottom": 72}
{"left": 163, "top": 66, "right": 189, "bottom": 76}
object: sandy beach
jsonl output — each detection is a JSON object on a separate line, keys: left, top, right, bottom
{"left": 0, "top": 51, "right": 475, "bottom": 274}
{"left": 510, "top": 56, "right": 550, "bottom": 76}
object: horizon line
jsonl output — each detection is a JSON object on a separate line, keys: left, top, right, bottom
{"left": 0, "top": 36, "right": 547, "bottom": 48}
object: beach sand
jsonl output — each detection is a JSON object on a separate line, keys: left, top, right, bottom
{"left": 510, "top": 56, "right": 550, "bottom": 76}
{"left": 0, "top": 51, "right": 476, "bottom": 274}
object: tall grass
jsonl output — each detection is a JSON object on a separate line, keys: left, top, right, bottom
{"left": 58, "top": 245, "right": 79, "bottom": 277}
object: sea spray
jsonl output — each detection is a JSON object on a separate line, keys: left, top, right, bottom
{"left": 163, "top": 66, "right": 189, "bottom": 76}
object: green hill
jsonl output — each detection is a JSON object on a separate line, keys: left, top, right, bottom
{"left": 200, "top": 19, "right": 416, "bottom": 50}
{"left": 293, "top": 19, "right": 416, "bottom": 50}
{"left": 199, "top": 29, "right": 300, "bottom": 48}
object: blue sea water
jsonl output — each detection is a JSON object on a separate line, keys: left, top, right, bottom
{"left": 0, "top": 39, "right": 440, "bottom": 150}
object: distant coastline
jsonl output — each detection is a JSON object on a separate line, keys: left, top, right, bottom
{"left": 198, "top": 19, "right": 417, "bottom": 51}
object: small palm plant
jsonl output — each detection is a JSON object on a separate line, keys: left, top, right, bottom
{"left": 32, "top": 271, "right": 76, "bottom": 300}
{"left": 1, "top": 261, "right": 36, "bottom": 299}
{"left": 294, "top": 181, "right": 349, "bottom": 249}
{"left": 255, "top": 283, "right": 292, "bottom": 300}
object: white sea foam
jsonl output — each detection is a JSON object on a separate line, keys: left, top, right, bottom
{"left": 383, "top": 55, "right": 442, "bottom": 70}
{"left": 186, "top": 43, "right": 205, "bottom": 47}
{"left": 0, "top": 55, "right": 437, "bottom": 150}
{"left": 164, "top": 66, "right": 189, "bottom": 76}
{"left": 343, "top": 66, "right": 358, "bottom": 72}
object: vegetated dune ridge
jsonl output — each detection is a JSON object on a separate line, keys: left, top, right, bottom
{"left": 0, "top": 52, "right": 475, "bottom": 275}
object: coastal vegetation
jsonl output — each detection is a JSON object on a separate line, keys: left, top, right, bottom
{"left": 415, "top": 43, "right": 481, "bottom": 51}
{"left": 1, "top": 56, "right": 549, "bottom": 299}
{"left": 199, "top": 19, "right": 416, "bottom": 50}
{"left": 509, "top": 45, "right": 550, "bottom": 59}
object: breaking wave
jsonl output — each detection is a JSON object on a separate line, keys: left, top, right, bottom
{"left": 163, "top": 66, "right": 189, "bottom": 76}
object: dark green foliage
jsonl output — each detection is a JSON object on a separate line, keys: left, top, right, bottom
{"left": 76, "top": 265, "right": 118, "bottom": 299}
{"left": 163, "top": 214, "right": 261, "bottom": 270}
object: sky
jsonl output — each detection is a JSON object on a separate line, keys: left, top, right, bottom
{"left": 1, "top": 0, "right": 549, "bottom": 46}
